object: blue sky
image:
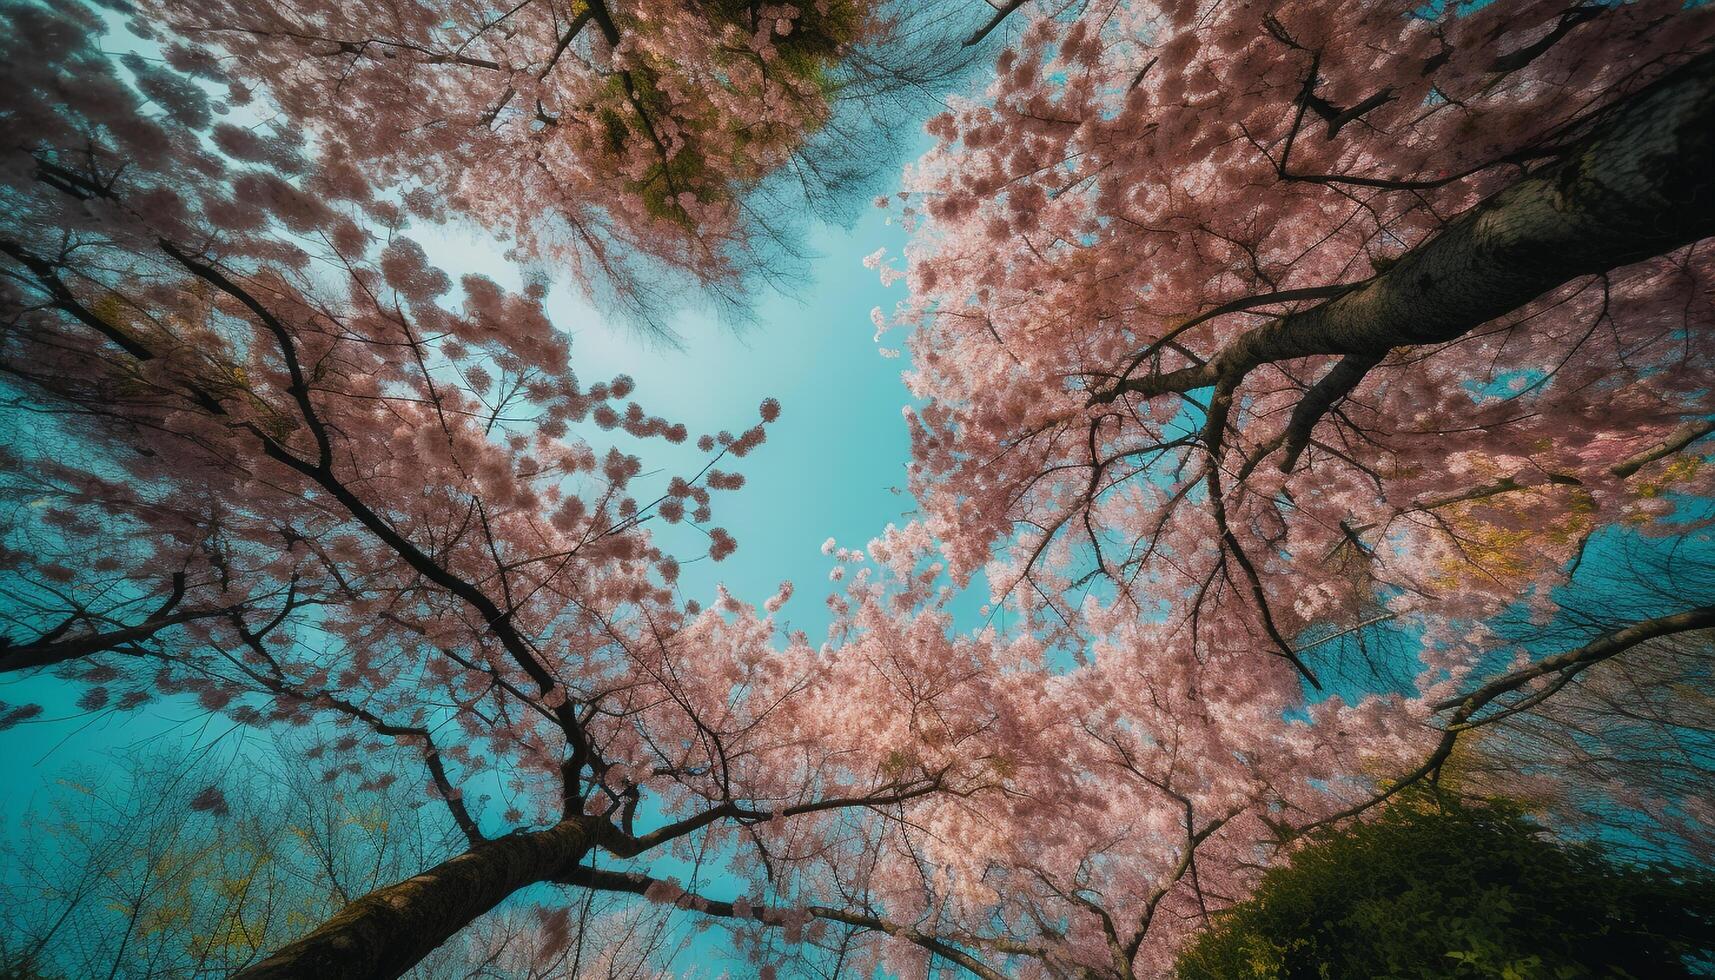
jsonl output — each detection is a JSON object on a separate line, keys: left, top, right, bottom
{"left": 418, "top": 203, "right": 934, "bottom": 642}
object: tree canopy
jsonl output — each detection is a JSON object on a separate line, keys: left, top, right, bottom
{"left": 2, "top": 0, "right": 1714, "bottom": 977}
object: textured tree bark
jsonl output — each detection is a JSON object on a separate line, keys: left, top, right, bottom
{"left": 234, "top": 818, "right": 599, "bottom": 980}
{"left": 1123, "top": 48, "right": 1715, "bottom": 399}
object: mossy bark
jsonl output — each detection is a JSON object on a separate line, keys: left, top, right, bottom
{"left": 234, "top": 818, "right": 599, "bottom": 980}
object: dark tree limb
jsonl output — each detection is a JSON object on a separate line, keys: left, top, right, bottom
{"left": 1430, "top": 603, "right": 1715, "bottom": 715}
{"left": 1108, "top": 49, "right": 1715, "bottom": 411}
{"left": 233, "top": 818, "right": 601, "bottom": 980}
{"left": 1609, "top": 419, "right": 1715, "bottom": 477}
{"left": 965, "top": 0, "right": 1027, "bottom": 47}
{"left": 0, "top": 606, "right": 231, "bottom": 673}
{"left": 1277, "top": 351, "right": 1386, "bottom": 473}
{"left": 1295, "top": 603, "right": 1715, "bottom": 839}
{"left": 0, "top": 573, "right": 248, "bottom": 674}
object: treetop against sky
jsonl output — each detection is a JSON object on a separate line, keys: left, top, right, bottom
{"left": 2, "top": 0, "right": 1715, "bottom": 977}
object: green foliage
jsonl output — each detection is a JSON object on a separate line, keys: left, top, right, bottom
{"left": 1176, "top": 792, "right": 1715, "bottom": 979}
{"left": 592, "top": 69, "right": 718, "bottom": 226}
{"left": 599, "top": 2, "right": 868, "bottom": 226}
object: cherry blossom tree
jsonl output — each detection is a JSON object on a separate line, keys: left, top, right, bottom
{"left": 0, "top": 5, "right": 1001, "bottom": 976}
{"left": 846, "top": 0, "right": 1715, "bottom": 973}
{"left": 888, "top": 0, "right": 1715, "bottom": 661}
{"left": 2, "top": 741, "right": 754, "bottom": 979}
{"left": 549, "top": 525, "right": 1715, "bottom": 980}
{"left": 10, "top": 0, "right": 1715, "bottom": 977}
{"left": 129, "top": 0, "right": 978, "bottom": 333}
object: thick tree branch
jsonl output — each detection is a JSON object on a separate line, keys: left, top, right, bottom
{"left": 1107, "top": 49, "right": 1715, "bottom": 425}
{"left": 1490, "top": 4, "right": 1604, "bottom": 75}
{"left": 234, "top": 818, "right": 600, "bottom": 980}
{"left": 1430, "top": 603, "right": 1715, "bottom": 715}
{"left": 0, "top": 573, "right": 245, "bottom": 673}
{"left": 0, "top": 606, "right": 232, "bottom": 673}
{"left": 1094, "top": 282, "right": 1361, "bottom": 398}
{"left": 1406, "top": 471, "right": 1581, "bottom": 512}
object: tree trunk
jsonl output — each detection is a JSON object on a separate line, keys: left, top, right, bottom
{"left": 234, "top": 817, "right": 598, "bottom": 980}
{"left": 1247, "top": 47, "right": 1715, "bottom": 357}
{"left": 1128, "top": 48, "right": 1715, "bottom": 397}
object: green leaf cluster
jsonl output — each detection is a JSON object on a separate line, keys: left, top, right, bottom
{"left": 597, "top": 0, "right": 867, "bottom": 225}
{"left": 1176, "top": 792, "right": 1715, "bottom": 979}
